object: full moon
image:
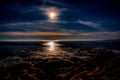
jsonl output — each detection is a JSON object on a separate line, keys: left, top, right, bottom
{"left": 44, "top": 7, "right": 60, "bottom": 20}
{"left": 49, "top": 12, "right": 57, "bottom": 19}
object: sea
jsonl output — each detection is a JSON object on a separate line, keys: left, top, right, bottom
{"left": 0, "top": 39, "right": 120, "bottom": 59}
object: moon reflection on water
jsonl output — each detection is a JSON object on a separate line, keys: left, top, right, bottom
{"left": 29, "top": 41, "right": 73, "bottom": 59}
{"left": 47, "top": 41, "right": 55, "bottom": 51}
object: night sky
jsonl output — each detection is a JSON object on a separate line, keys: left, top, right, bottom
{"left": 0, "top": 0, "right": 120, "bottom": 41}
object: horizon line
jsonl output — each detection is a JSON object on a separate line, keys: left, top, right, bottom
{"left": 0, "top": 38, "right": 119, "bottom": 42}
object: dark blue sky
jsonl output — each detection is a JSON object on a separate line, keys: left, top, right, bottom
{"left": 0, "top": 0, "right": 120, "bottom": 41}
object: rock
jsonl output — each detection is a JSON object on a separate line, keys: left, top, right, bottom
{"left": 42, "top": 59, "right": 73, "bottom": 73}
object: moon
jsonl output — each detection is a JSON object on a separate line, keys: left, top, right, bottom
{"left": 43, "top": 7, "right": 60, "bottom": 20}
{"left": 48, "top": 11, "right": 57, "bottom": 19}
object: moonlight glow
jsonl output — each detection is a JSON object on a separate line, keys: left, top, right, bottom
{"left": 43, "top": 7, "right": 60, "bottom": 20}
{"left": 49, "top": 12, "right": 57, "bottom": 19}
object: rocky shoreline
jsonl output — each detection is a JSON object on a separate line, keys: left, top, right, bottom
{"left": 0, "top": 48, "right": 120, "bottom": 80}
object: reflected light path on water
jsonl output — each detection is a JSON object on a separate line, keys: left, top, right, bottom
{"left": 29, "top": 41, "right": 73, "bottom": 59}
{"left": 43, "top": 41, "right": 62, "bottom": 55}
{"left": 47, "top": 41, "right": 55, "bottom": 51}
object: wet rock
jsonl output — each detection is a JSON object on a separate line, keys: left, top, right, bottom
{"left": 0, "top": 48, "right": 119, "bottom": 80}
{"left": 42, "top": 59, "right": 73, "bottom": 73}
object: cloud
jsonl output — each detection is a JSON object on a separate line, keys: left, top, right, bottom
{"left": 77, "top": 20, "right": 102, "bottom": 29}
{"left": 0, "top": 20, "right": 70, "bottom": 32}
{"left": 1, "top": 22, "right": 34, "bottom": 26}
{"left": 0, "top": 31, "right": 120, "bottom": 41}
{"left": 40, "top": 0, "right": 69, "bottom": 8}
{"left": 0, "top": 31, "right": 73, "bottom": 36}
{"left": 44, "top": 0, "right": 69, "bottom": 7}
{"left": 39, "top": 6, "right": 67, "bottom": 14}
{"left": 79, "top": 31, "right": 120, "bottom": 36}
{"left": 0, "top": 19, "right": 101, "bottom": 26}
{"left": 0, "top": 19, "right": 105, "bottom": 35}
{"left": 78, "top": 31, "right": 120, "bottom": 40}
{"left": 0, "top": 19, "right": 69, "bottom": 27}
